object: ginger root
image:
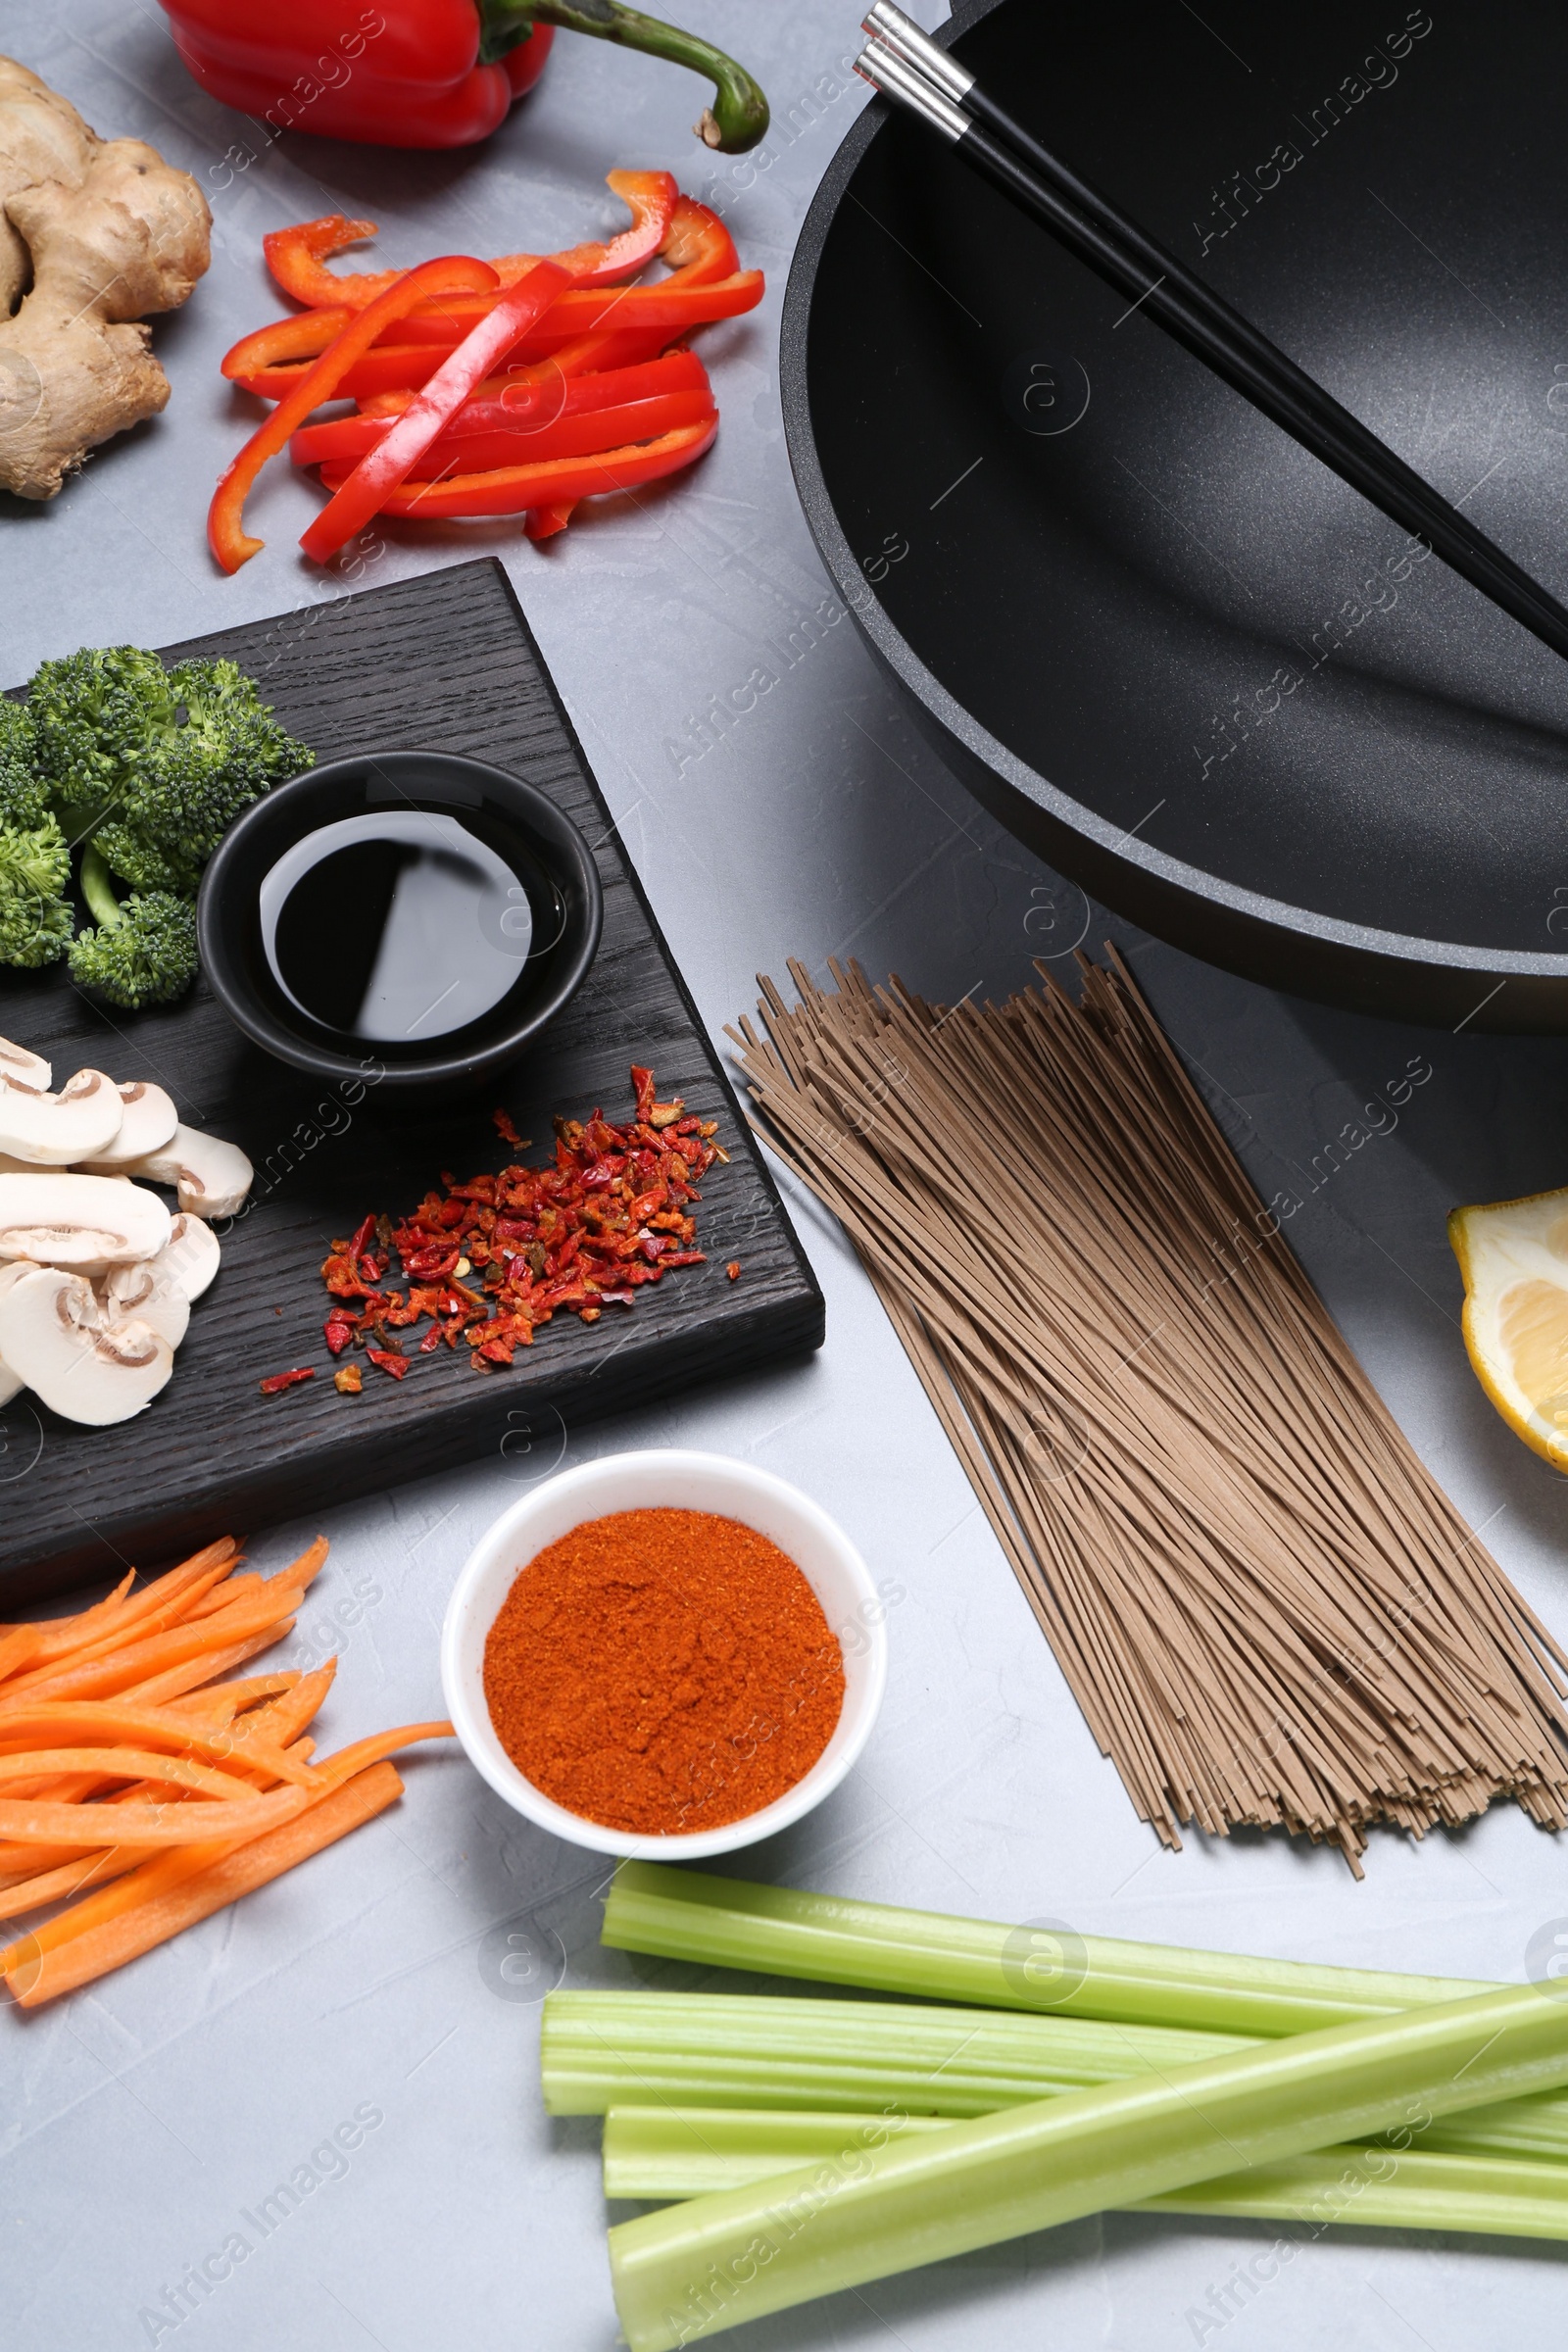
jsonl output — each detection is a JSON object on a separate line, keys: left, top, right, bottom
{"left": 0, "top": 57, "right": 211, "bottom": 500}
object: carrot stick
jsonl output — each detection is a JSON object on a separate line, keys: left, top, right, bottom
{"left": 184, "top": 1573, "right": 262, "bottom": 1617}
{"left": 0, "top": 1630, "right": 43, "bottom": 1683}
{"left": 235, "top": 1663, "right": 336, "bottom": 1753}
{"left": 125, "top": 1626, "right": 297, "bottom": 1706}
{"left": 0, "top": 1839, "right": 97, "bottom": 1877}
{"left": 0, "top": 1848, "right": 145, "bottom": 1921}
{"left": 6, "top": 1762, "right": 406, "bottom": 2005}
{"left": 185, "top": 1539, "right": 327, "bottom": 1624}
{"left": 0, "top": 1785, "right": 306, "bottom": 1849}
{"left": 0, "top": 1570, "right": 134, "bottom": 1642}
{"left": 0, "top": 1747, "right": 287, "bottom": 1802}
{"left": 161, "top": 1673, "right": 300, "bottom": 1723}
{"left": 0, "top": 1700, "right": 317, "bottom": 1784}
{"left": 0, "top": 1584, "right": 307, "bottom": 1710}
{"left": 1, "top": 1544, "right": 240, "bottom": 1680}
{"left": 1, "top": 1720, "right": 451, "bottom": 1967}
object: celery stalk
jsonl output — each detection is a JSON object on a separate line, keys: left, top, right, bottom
{"left": 604, "top": 2105, "right": 952, "bottom": 2198}
{"left": 542, "top": 1989, "right": 1568, "bottom": 2166}
{"left": 602, "top": 2103, "right": 1568, "bottom": 2244}
{"left": 607, "top": 1982, "right": 1568, "bottom": 2350}
{"left": 603, "top": 1859, "right": 1494, "bottom": 2034}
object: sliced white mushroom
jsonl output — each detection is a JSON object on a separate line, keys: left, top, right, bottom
{"left": 0, "top": 1068, "right": 123, "bottom": 1166}
{"left": 98, "top": 1259, "right": 190, "bottom": 1350}
{"left": 0, "top": 1171, "right": 171, "bottom": 1277}
{"left": 0, "top": 1259, "right": 32, "bottom": 1407}
{"left": 75, "top": 1082, "right": 178, "bottom": 1170}
{"left": 119, "top": 1124, "right": 253, "bottom": 1220}
{"left": 157, "top": 1211, "right": 220, "bottom": 1304}
{"left": 0, "top": 1268, "right": 172, "bottom": 1426}
{"left": 0, "top": 1037, "right": 49, "bottom": 1092}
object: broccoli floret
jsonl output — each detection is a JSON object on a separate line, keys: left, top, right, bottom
{"left": 92, "top": 658, "right": 313, "bottom": 887}
{"left": 14, "top": 645, "right": 312, "bottom": 998}
{"left": 26, "top": 645, "right": 174, "bottom": 825}
{"left": 87, "top": 819, "right": 201, "bottom": 899}
{"left": 0, "top": 813, "right": 73, "bottom": 967}
{"left": 0, "top": 699, "right": 50, "bottom": 831}
{"left": 69, "top": 885, "right": 198, "bottom": 1008}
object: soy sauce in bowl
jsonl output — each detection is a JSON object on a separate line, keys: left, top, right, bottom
{"left": 198, "top": 752, "right": 603, "bottom": 1098}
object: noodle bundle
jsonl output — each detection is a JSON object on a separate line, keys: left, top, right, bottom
{"left": 731, "top": 953, "right": 1568, "bottom": 1871}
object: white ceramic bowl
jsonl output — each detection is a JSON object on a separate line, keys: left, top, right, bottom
{"left": 440, "top": 1448, "right": 887, "bottom": 1858}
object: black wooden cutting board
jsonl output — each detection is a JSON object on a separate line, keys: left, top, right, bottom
{"left": 0, "top": 561, "right": 824, "bottom": 1606}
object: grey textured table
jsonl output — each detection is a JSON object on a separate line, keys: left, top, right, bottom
{"left": 4, "top": 8, "right": 1568, "bottom": 2348}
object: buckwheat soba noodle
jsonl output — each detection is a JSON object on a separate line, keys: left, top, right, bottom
{"left": 732, "top": 952, "right": 1568, "bottom": 1872}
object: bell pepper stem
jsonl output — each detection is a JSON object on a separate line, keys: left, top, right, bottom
{"left": 478, "top": 0, "right": 769, "bottom": 152}
{"left": 79, "top": 843, "right": 123, "bottom": 933}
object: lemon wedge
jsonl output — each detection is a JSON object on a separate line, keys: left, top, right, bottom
{"left": 1449, "top": 1186, "right": 1568, "bottom": 1465}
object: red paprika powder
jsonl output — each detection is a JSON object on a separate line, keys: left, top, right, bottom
{"left": 481, "top": 1508, "right": 845, "bottom": 1835}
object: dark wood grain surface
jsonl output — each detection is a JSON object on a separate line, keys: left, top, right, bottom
{"left": 0, "top": 561, "right": 824, "bottom": 1605}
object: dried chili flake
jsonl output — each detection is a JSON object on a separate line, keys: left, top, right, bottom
{"left": 318, "top": 1068, "right": 719, "bottom": 1392}
{"left": 334, "top": 1364, "right": 364, "bottom": 1395}
{"left": 493, "top": 1108, "right": 525, "bottom": 1148}
{"left": 726, "top": 1260, "right": 742, "bottom": 1281}
{"left": 260, "top": 1367, "right": 316, "bottom": 1396}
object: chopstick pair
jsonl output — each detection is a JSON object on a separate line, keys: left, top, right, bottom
{"left": 856, "top": 2, "right": 1568, "bottom": 669}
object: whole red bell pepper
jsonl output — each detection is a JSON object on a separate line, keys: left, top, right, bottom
{"left": 156, "top": 0, "right": 768, "bottom": 153}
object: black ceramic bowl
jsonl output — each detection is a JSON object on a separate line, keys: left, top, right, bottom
{"left": 784, "top": 0, "right": 1568, "bottom": 1029}
{"left": 197, "top": 750, "right": 603, "bottom": 1097}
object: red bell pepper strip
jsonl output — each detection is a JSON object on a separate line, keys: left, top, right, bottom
{"left": 156, "top": 1, "right": 768, "bottom": 155}
{"left": 265, "top": 172, "right": 677, "bottom": 309}
{"left": 225, "top": 269, "right": 762, "bottom": 397}
{"left": 298, "top": 257, "right": 573, "bottom": 563}
{"left": 287, "top": 351, "right": 710, "bottom": 464}
{"left": 221, "top": 197, "right": 749, "bottom": 384}
{"left": 386, "top": 268, "right": 765, "bottom": 346}
{"left": 209, "top": 255, "right": 497, "bottom": 571}
{"left": 316, "top": 416, "right": 717, "bottom": 517}
{"left": 314, "top": 391, "right": 716, "bottom": 481}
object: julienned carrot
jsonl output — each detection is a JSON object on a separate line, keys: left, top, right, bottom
{"left": 0, "top": 1746, "right": 266, "bottom": 1801}
{"left": 1, "top": 1721, "right": 453, "bottom": 1971}
{"left": 0, "top": 1784, "right": 306, "bottom": 1849}
{"left": 7, "top": 1762, "right": 406, "bottom": 2006}
{"left": 0, "top": 1629, "right": 42, "bottom": 1682}
{"left": 161, "top": 1673, "right": 301, "bottom": 1723}
{"left": 0, "top": 1555, "right": 243, "bottom": 1693}
{"left": 127, "top": 1626, "right": 298, "bottom": 1706}
{"left": 0, "top": 1670, "right": 341, "bottom": 1910}
{"left": 0, "top": 1848, "right": 141, "bottom": 1921}
{"left": 0, "top": 1698, "right": 317, "bottom": 1783}
{"left": 1, "top": 1721, "right": 453, "bottom": 1994}
{"left": 0, "top": 1572, "right": 133, "bottom": 1655}
{"left": 233, "top": 1663, "right": 336, "bottom": 1752}
{"left": 209, "top": 255, "right": 499, "bottom": 571}
{"left": 0, "top": 1544, "right": 237, "bottom": 1683}
{"left": 0, "top": 1583, "right": 309, "bottom": 1710}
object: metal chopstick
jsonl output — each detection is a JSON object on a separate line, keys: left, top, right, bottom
{"left": 856, "top": 4, "right": 1568, "bottom": 669}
